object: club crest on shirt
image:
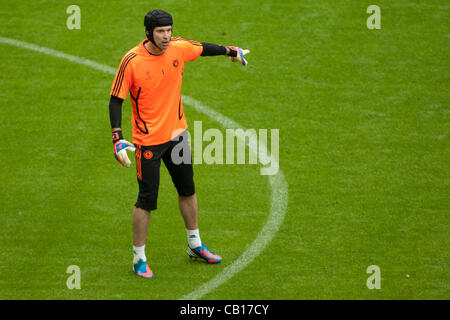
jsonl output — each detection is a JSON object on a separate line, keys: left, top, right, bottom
{"left": 173, "top": 59, "right": 179, "bottom": 68}
{"left": 143, "top": 150, "right": 153, "bottom": 160}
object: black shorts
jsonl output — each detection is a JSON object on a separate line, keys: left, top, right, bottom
{"left": 134, "top": 132, "right": 195, "bottom": 211}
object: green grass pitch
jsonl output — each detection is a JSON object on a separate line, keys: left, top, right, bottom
{"left": 0, "top": 0, "right": 448, "bottom": 299}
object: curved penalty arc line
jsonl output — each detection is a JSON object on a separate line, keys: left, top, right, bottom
{"left": 0, "top": 36, "right": 289, "bottom": 300}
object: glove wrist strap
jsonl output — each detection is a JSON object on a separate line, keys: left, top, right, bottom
{"left": 226, "top": 46, "right": 238, "bottom": 57}
{"left": 112, "top": 130, "right": 123, "bottom": 143}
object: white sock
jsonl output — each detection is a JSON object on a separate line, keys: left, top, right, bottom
{"left": 133, "top": 245, "right": 146, "bottom": 264}
{"left": 186, "top": 229, "right": 202, "bottom": 248}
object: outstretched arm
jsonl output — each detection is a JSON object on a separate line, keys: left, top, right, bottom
{"left": 201, "top": 42, "right": 250, "bottom": 66}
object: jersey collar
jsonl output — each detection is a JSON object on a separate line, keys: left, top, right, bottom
{"left": 141, "top": 39, "right": 167, "bottom": 56}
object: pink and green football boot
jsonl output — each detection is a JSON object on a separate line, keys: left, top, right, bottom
{"left": 187, "top": 242, "right": 222, "bottom": 264}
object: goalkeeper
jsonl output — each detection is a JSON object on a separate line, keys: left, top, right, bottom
{"left": 109, "top": 9, "right": 250, "bottom": 279}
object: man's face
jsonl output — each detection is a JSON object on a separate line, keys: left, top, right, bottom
{"left": 153, "top": 25, "right": 172, "bottom": 50}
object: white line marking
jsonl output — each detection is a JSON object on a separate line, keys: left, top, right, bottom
{"left": 0, "top": 36, "right": 117, "bottom": 74}
{"left": 0, "top": 36, "right": 288, "bottom": 300}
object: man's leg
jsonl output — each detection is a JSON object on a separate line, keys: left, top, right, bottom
{"left": 180, "top": 193, "right": 222, "bottom": 263}
{"left": 131, "top": 205, "right": 153, "bottom": 278}
{"left": 132, "top": 206, "right": 150, "bottom": 247}
{"left": 178, "top": 193, "right": 198, "bottom": 230}
{"left": 131, "top": 206, "right": 153, "bottom": 278}
{"left": 163, "top": 133, "right": 222, "bottom": 263}
{"left": 178, "top": 194, "right": 206, "bottom": 251}
{"left": 132, "top": 144, "right": 166, "bottom": 278}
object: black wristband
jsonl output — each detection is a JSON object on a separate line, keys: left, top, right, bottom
{"left": 112, "top": 130, "right": 123, "bottom": 143}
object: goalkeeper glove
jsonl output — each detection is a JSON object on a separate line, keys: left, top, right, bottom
{"left": 112, "top": 130, "right": 135, "bottom": 168}
{"left": 227, "top": 46, "right": 250, "bottom": 66}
